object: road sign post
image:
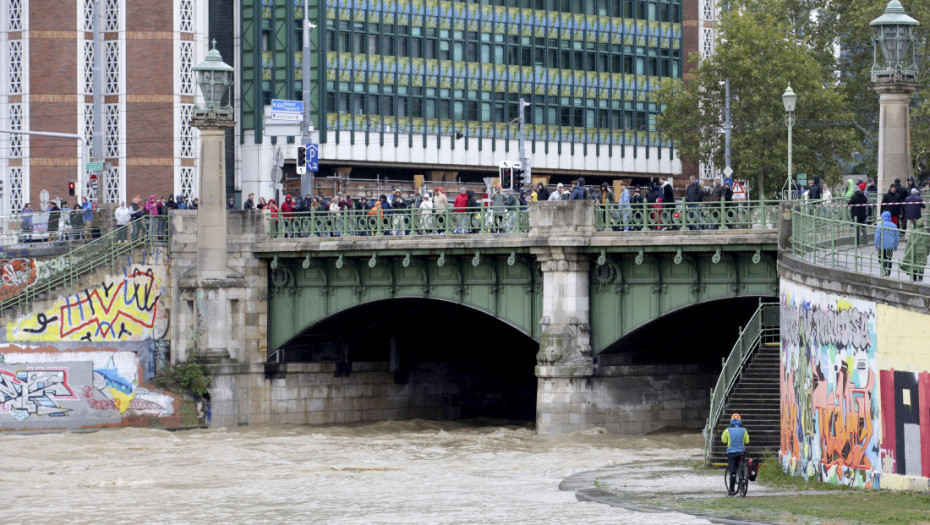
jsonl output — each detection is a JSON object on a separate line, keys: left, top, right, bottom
{"left": 307, "top": 144, "right": 319, "bottom": 172}
{"left": 270, "top": 99, "right": 304, "bottom": 121}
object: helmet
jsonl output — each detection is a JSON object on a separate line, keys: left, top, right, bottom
{"left": 731, "top": 413, "right": 741, "bottom": 421}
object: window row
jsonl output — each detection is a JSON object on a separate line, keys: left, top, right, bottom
{"left": 326, "top": 91, "right": 659, "bottom": 131}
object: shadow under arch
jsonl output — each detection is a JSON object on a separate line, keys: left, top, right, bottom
{"left": 597, "top": 296, "right": 776, "bottom": 365}
{"left": 279, "top": 297, "right": 540, "bottom": 422}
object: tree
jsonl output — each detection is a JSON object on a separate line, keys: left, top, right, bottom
{"left": 654, "top": 0, "right": 930, "bottom": 196}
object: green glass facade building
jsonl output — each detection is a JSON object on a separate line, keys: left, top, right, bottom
{"left": 241, "top": 0, "right": 686, "bottom": 180}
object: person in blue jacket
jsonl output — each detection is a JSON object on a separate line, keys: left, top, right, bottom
{"left": 874, "top": 211, "right": 900, "bottom": 277}
{"left": 721, "top": 413, "right": 749, "bottom": 496}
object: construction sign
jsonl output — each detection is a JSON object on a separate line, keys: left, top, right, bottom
{"left": 732, "top": 180, "right": 747, "bottom": 201}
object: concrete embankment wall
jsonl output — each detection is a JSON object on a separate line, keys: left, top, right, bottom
{"left": 779, "top": 256, "right": 930, "bottom": 491}
{"left": 0, "top": 247, "right": 183, "bottom": 430}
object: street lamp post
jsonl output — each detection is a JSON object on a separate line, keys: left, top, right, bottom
{"left": 187, "top": 40, "right": 236, "bottom": 363}
{"left": 869, "top": 0, "right": 920, "bottom": 206}
{"left": 782, "top": 84, "right": 797, "bottom": 199}
{"left": 518, "top": 98, "right": 531, "bottom": 187}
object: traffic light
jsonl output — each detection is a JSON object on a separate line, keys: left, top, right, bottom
{"left": 68, "top": 182, "right": 75, "bottom": 196}
{"left": 499, "top": 163, "right": 513, "bottom": 190}
{"left": 512, "top": 165, "right": 524, "bottom": 193}
{"left": 296, "top": 145, "right": 307, "bottom": 175}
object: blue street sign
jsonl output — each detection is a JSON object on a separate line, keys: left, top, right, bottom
{"left": 270, "top": 99, "right": 304, "bottom": 121}
{"left": 307, "top": 143, "right": 319, "bottom": 172}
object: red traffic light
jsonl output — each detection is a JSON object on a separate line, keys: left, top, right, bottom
{"left": 68, "top": 182, "right": 75, "bottom": 196}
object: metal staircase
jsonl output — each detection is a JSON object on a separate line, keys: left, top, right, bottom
{"left": 703, "top": 302, "right": 781, "bottom": 466}
{"left": 0, "top": 217, "right": 169, "bottom": 316}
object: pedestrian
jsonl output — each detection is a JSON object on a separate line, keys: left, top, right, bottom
{"left": 130, "top": 195, "right": 144, "bottom": 239}
{"left": 47, "top": 200, "right": 61, "bottom": 241}
{"left": 547, "top": 183, "right": 565, "bottom": 201}
{"left": 177, "top": 195, "right": 188, "bottom": 210}
{"left": 227, "top": 198, "right": 236, "bottom": 210}
{"left": 598, "top": 182, "right": 614, "bottom": 205}
{"left": 894, "top": 178, "right": 909, "bottom": 230}
{"left": 115, "top": 200, "right": 131, "bottom": 242}
{"left": 881, "top": 184, "right": 901, "bottom": 226}
{"left": 570, "top": 178, "right": 586, "bottom": 200}
{"left": 618, "top": 182, "right": 630, "bottom": 231}
{"left": 903, "top": 188, "right": 925, "bottom": 232}
{"left": 433, "top": 187, "right": 448, "bottom": 212}
{"left": 166, "top": 195, "right": 179, "bottom": 210}
{"left": 685, "top": 175, "right": 704, "bottom": 230}
{"left": 899, "top": 219, "right": 930, "bottom": 282}
{"left": 243, "top": 193, "right": 255, "bottom": 210}
{"left": 20, "top": 203, "right": 33, "bottom": 241}
{"left": 874, "top": 211, "right": 900, "bottom": 277}
{"left": 190, "top": 198, "right": 199, "bottom": 210}
{"left": 535, "top": 182, "right": 550, "bottom": 202}
{"left": 419, "top": 193, "right": 434, "bottom": 233}
{"left": 257, "top": 196, "right": 267, "bottom": 210}
{"left": 81, "top": 195, "right": 94, "bottom": 240}
{"left": 848, "top": 186, "right": 869, "bottom": 246}
{"left": 807, "top": 176, "right": 823, "bottom": 201}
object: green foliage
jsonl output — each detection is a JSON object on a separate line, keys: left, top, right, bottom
{"left": 153, "top": 359, "right": 212, "bottom": 398}
{"left": 756, "top": 451, "right": 848, "bottom": 491}
{"left": 654, "top": 0, "right": 930, "bottom": 193}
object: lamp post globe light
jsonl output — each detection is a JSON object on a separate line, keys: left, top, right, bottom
{"left": 869, "top": 0, "right": 920, "bottom": 206}
{"left": 782, "top": 84, "right": 797, "bottom": 199}
{"left": 192, "top": 40, "right": 235, "bottom": 121}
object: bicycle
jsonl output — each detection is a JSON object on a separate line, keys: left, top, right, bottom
{"left": 723, "top": 454, "right": 749, "bottom": 497}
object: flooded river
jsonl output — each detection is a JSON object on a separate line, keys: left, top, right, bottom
{"left": 0, "top": 421, "right": 712, "bottom": 524}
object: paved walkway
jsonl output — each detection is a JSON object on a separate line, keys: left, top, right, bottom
{"left": 561, "top": 459, "right": 830, "bottom": 525}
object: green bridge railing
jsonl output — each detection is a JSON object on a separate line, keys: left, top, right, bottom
{"left": 703, "top": 301, "right": 780, "bottom": 467}
{"left": 792, "top": 202, "right": 930, "bottom": 282}
{"left": 0, "top": 217, "right": 170, "bottom": 315}
{"left": 595, "top": 199, "right": 781, "bottom": 231}
{"left": 267, "top": 206, "right": 529, "bottom": 238}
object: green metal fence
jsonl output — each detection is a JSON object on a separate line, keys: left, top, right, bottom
{"left": 703, "top": 301, "right": 780, "bottom": 467}
{"left": 0, "top": 216, "right": 170, "bottom": 315}
{"left": 791, "top": 202, "right": 930, "bottom": 282}
{"left": 267, "top": 206, "right": 529, "bottom": 238}
{"left": 595, "top": 199, "right": 781, "bottom": 231}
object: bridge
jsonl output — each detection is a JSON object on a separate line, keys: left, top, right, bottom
{"left": 160, "top": 200, "right": 781, "bottom": 435}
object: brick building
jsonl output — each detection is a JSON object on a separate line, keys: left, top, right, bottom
{"left": 0, "top": 0, "right": 210, "bottom": 214}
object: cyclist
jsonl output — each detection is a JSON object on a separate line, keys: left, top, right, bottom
{"left": 721, "top": 413, "right": 750, "bottom": 496}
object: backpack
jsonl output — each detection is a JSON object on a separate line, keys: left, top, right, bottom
{"left": 746, "top": 458, "right": 759, "bottom": 481}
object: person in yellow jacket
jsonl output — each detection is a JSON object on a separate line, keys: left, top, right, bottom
{"left": 721, "top": 413, "right": 750, "bottom": 496}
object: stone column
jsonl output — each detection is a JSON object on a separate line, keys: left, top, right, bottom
{"left": 872, "top": 84, "right": 917, "bottom": 203}
{"left": 186, "top": 117, "right": 236, "bottom": 363}
{"left": 529, "top": 201, "right": 596, "bottom": 435}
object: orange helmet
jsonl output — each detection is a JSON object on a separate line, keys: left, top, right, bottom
{"left": 731, "top": 413, "right": 741, "bottom": 421}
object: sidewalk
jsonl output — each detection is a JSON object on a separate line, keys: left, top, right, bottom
{"left": 561, "top": 459, "right": 831, "bottom": 525}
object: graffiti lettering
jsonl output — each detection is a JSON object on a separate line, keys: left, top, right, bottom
{"left": 87, "top": 398, "right": 117, "bottom": 411}
{"left": 0, "top": 259, "right": 37, "bottom": 301}
{"left": 0, "top": 368, "right": 76, "bottom": 419}
{"left": 6, "top": 270, "right": 165, "bottom": 342}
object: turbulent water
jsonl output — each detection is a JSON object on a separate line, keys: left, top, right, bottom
{"left": 0, "top": 421, "right": 712, "bottom": 524}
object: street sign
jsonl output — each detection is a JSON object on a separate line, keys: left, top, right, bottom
{"left": 307, "top": 143, "right": 319, "bottom": 172}
{"left": 732, "top": 180, "right": 747, "bottom": 201}
{"left": 270, "top": 99, "right": 304, "bottom": 121}
{"left": 797, "top": 173, "right": 808, "bottom": 186}
{"left": 723, "top": 165, "right": 733, "bottom": 177}
{"left": 85, "top": 161, "right": 104, "bottom": 171}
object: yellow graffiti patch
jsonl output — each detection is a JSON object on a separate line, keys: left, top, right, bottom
{"left": 836, "top": 297, "right": 853, "bottom": 312}
{"left": 106, "top": 387, "right": 136, "bottom": 414}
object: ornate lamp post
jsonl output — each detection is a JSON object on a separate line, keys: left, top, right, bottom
{"left": 782, "top": 85, "right": 797, "bottom": 198}
{"left": 187, "top": 41, "right": 236, "bottom": 362}
{"left": 869, "top": 0, "right": 920, "bottom": 204}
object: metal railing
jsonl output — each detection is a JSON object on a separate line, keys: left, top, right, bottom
{"left": 703, "top": 301, "right": 780, "bottom": 466}
{"left": 266, "top": 206, "right": 530, "bottom": 238}
{"left": 595, "top": 199, "right": 781, "bottom": 231}
{"left": 0, "top": 216, "right": 169, "bottom": 314}
{"left": 791, "top": 201, "right": 930, "bottom": 283}
{"left": 0, "top": 209, "right": 111, "bottom": 248}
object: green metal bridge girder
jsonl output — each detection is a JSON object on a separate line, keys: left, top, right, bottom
{"left": 588, "top": 246, "right": 779, "bottom": 354}
{"left": 267, "top": 250, "right": 542, "bottom": 351}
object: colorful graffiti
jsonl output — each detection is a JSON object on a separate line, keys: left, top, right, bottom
{"left": 6, "top": 267, "right": 166, "bottom": 342}
{"left": 0, "top": 258, "right": 37, "bottom": 301}
{"left": 0, "top": 349, "right": 175, "bottom": 423}
{"left": 780, "top": 281, "right": 881, "bottom": 488}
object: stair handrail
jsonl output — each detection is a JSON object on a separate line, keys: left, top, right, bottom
{"left": 0, "top": 216, "right": 169, "bottom": 315}
{"left": 703, "top": 301, "right": 780, "bottom": 466}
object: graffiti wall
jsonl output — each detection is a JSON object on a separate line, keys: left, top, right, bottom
{"left": 876, "top": 305, "right": 930, "bottom": 485}
{"left": 780, "top": 281, "right": 881, "bottom": 488}
{"left": 6, "top": 266, "right": 167, "bottom": 343}
{"left": 0, "top": 346, "right": 178, "bottom": 428}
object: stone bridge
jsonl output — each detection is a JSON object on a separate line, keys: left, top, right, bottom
{"left": 169, "top": 201, "right": 779, "bottom": 435}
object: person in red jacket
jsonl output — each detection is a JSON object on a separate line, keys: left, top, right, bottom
{"left": 452, "top": 187, "right": 469, "bottom": 233}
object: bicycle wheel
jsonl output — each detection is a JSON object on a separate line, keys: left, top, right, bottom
{"left": 739, "top": 461, "right": 749, "bottom": 497}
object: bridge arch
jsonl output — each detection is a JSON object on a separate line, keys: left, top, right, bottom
{"left": 267, "top": 252, "right": 541, "bottom": 352}
{"left": 589, "top": 249, "right": 778, "bottom": 354}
